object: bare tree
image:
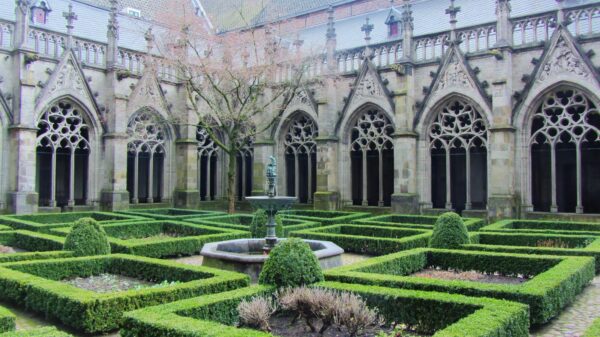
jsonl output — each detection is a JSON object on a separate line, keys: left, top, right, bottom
{"left": 156, "top": 0, "right": 319, "bottom": 213}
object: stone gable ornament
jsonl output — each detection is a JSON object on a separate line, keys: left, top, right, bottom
{"left": 356, "top": 72, "right": 383, "bottom": 98}
{"left": 437, "top": 53, "right": 472, "bottom": 91}
{"left": 538, "top": 37, "right": 591, "bottom": 83}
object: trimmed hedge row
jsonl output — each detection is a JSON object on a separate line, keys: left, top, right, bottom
{"left": 324, "top": 248, "right": 595, "bottom": 324}
{"left": 187, "top": 214, "right": 321, "bottom": 236}
{"left": 121, "top": 285, "right": 274, "bottom": 337}
{"left": 0, "top": 212, "right": 146, "bottom": 232}
{"left": 352, "top": 213, "right": 485, "bottom": 231}
{"left": 481, "top": 219, "right": 600, "bottom": 236}
{"left": 290, "top": 224, "right": 431, "bottom": 255}
{"left": 0, "top": 306, "right": 14, "bottom": 334}
{"left": 319, "top": 282, "right": 529, "bottom": 337}
{"left": 278, "top": 210, "right": 371, "bottom": 225}
{"left": 117, "top": 208, "right": 224, "bottom": 221}
{"left": 0, "top": 327, "right": 73, "bottom": 337}
{"left": 0, "top": 254, "right": 250, "bottom": 333}
{"left": 583, "top": 317, "right": 600, "bottom": 337}
{"left": 50, "top": 221, "right": 248, "bottom": 258}
{"left": 0, "top": 225, "right": 11, "bottom": 232}
{"left": 463, "top": 232, "right": 600, "bottom": 273}
{"left": 121, "top": 282, "right": 529, "bottom": 337}
{"left": 0, "top": 230, "right": 73, "bottom": 264}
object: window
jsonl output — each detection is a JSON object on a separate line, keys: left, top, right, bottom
{"left": 124, "top": 7, "right": 141, "bottom": 18}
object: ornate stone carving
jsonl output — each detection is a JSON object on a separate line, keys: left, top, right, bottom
{"left": 37, "top": 99, "right": 90, "bottom": 151}
{"left": 48, "top": 59, "right": 86, "bottom": 97}
{"left": 429, "top": 99, "right": 487, "bottom": 150}
{"left": 127, "top": 109, "right": 167, "bottom": 154}
{"left": 538, "top": 37, "right": 591, "bottom": 83}
{"left": 437, "top": 53, "right": 472, "bottom": 91}
{"left": 355, "top": 72, "right": 383, "bottom": 98}
{"left": 197, "top": 126, "right": 218, "bottom": 157}
{"left": 284, "top": 114, "right": 318, "bottom": 155}
{"left": 351, "top": 109, "right": 394, "bottom": 152}
{"left": 291, "top": 90, "right": 310, "bottom": 106}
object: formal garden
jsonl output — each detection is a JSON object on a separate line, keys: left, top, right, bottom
{"left": 0, "top": 207, "right": 599, "bottom": 337}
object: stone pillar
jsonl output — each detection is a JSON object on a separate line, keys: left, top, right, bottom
{"left": 391, "top": 132, "right": 419, "bottom": 213}
{"left": 252, "top": 141, "right": 274, "bottom": 196}
{"left": 314, "top": 137, "right": 339, "bottom": 210}
{"left": 173, "top": 118, "right": 200, "bottom": 208}
{"left": 100, "top": 95, "right": 130, "bottom": 211}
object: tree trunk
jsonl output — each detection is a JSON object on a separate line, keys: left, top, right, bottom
{"left": 227, "top": 150, "right": 237, "bottom": 214}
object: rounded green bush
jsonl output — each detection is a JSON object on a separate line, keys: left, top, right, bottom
{"left": 259, "top": 238, "right": 324, "bottom": 287}
{"left": 250, "top": 209, "right": 283, "bottom": 238}
{"left": 428, "top": 212, "right": 470, "bottom": 249}
{"left": 63, "top": 217, "right": 111, "bottom": 256}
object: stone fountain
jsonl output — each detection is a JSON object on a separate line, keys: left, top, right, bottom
{"left": 200, "top": 156, "right": 343, "bottom": 282}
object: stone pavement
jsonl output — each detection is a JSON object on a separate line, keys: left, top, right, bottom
{"left": 530, "top": 276, "right": 600, "bottom": 337}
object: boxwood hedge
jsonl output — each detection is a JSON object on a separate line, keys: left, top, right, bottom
{"left": 117, "top": 208, "right": 224, "bottom": 221}
{"left": 584, "top": 317, "right": 600, "bottom": 337}
{"left": 186, "top": 214, "right": 321, "bottom": 236}
{"left": 0, "top": 306, "right": 14, "bottom": 334}
{"left": 121, "top": 282, "right": 529, "bottom": 337}
{"left": 324, "top": 248, "right": 594, "bottom": 324}
{"left": 463, "top": 232, "right": 600, "bottom": 273}
{"left": 0, "top": 327, "right": 73, "bottom": 337}
{"left": 0, "top": 254, "right": 249, "bottom": 333}
{"left": 0, "top": 225, "right": 11, "bottom": 232}
{"left": 50, "top": 220, "right": 248, "bottom": 258}
{"left": 481, "top": 219, "right": 600, "bottom": 236}
{"left": 278, "top": 210, "right": 371, "bottom": 225}
{"left": 352, "top": 213, "right": 485, "bottom": 231}
{"left": 290, "top": 224, "right": 431, "bottom": 255}
{"left": 0, "top": 230, "right": 73, "bottom": 264}
{"left": 0, "top": 212, "right": 146, "bottom": 232}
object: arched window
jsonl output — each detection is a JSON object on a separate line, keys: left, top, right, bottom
{"left": 530, "top": 88, "right": 600, "bottom": 213}
{"left": 36, "top": 100, "right": 90, "bottom": 207}
{"left": 126, "top": 110, "right": 167, "bottom": 204}
{"left": 429, "top": 99, "right": 488, "bottom": 212}
{"left": 236, "top": 139, "right": 254, "bottom": 201}
{"left": 350, "top": 108, "right": 394, "bottom": 206}
{"left": 197, "top": 126, "right": 219, "bottom": 201}
{"left": 283, "top": 114, "right": 318, "bottom": 204}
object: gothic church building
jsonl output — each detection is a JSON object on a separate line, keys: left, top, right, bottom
{"left": 1, "top": 0, "right": 599, "bottom": 221}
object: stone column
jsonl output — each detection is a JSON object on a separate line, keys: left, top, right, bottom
{"left": 314, "top": 137, "right": 339, "bottom": 210}
{"left": 173, "top": 120, "right": 200, "bottom": 208}
{"left": 100, "top": 95, "right": 130, "bottom": 211}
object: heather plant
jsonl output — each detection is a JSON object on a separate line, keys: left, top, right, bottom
{"left": 237, "top": 296, "right": 277, "bottom": 332}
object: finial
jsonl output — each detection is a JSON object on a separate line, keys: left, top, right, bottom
{"left": 145, "top": 27, "right": 154, "bottom": 53}
{"left": 108, "top": 0, "right": 119, "bottom": 39}
{"left": 326, "top": 5, "right": 336, "bottom": 40}
{"left": 401, "top": 0, "right": 413, "bottom": 30}
{"left": 446, "top": 0, "right": 461, "bottom": 43}
{"left": 495, "top": 0, "right": 511, "bottom": 15}
{"left": 556, "top": 0, "right": 569, "bottom": 25}
{"left": 361, "top": 17, "right": 374, "bottom": 44}
{"left": 63, "top": 2, "right": 78, "bottom": 48}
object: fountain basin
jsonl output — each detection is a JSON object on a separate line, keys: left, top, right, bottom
{"left": 200, "top": 238, "right": 344, "bottom": 282}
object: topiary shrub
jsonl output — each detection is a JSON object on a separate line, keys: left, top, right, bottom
{"left": 250, "top": 209, "right": 283, "bottom": 238}
{"left": 428, "top": 212, "right": 470, "bottom": 249}
{"left": 63, "top": 217, "right": 111, "bottom": 256}
{"left": 259, "top": 238, "right": 324, "bottom": 287}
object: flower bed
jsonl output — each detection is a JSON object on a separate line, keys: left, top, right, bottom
{"left": 0, "top": 212, "right": 146, "bottom": 232}
{"left": 117, "top": 208, "right": 224, "bottom": 221}
{"left": 290, "top": 224, "right": 431, "bottom": 255}
{"left": 324, "top": 248, "right": 594, "bottom": 324}
{"left": 50, "top": 220, "right": 248, "bottom": 258}
{"left": 352, "top": 214, "right": 485, "bottom": 231}
{"left": 278, "top": 210, "right": 371, "bottom": 225}
{"left": 121, "top": 282, "right": 529, "bottom": 337}
{"left": 187, "top": 214, "right": 321, "bottom": 236}
{"left": 462, "top": 232, "right": 600, "bottom": 273}
{"left": 0, "top": 230, "right": 73, "bottom": 264}
{"left": 481, "top": 219, "right": 600, "bottom": 236}
{"left": 0, "top": 254, "right": 249, "bottom": 333}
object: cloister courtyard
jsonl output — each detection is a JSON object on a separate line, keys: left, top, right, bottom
{"left": 1, "top": 0, "right": 600, "bottom": 336}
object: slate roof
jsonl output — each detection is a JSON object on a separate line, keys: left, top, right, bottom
{"left": 0, "top": 0, "right": 598, "bottom": 53}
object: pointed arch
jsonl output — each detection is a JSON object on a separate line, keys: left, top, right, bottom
{"left": 518, "top": 83, "right": 600, "bottom": 214}
{"left": 276, "top": 111, "right": 319, "bottom": 204}
{"left": 36, "top": 97, "right": 99, "bottom": 207}
{"left": 126, "top": 108, "right": 173, "bottom": 204}
{"left": 197, "top": 125, "right": 220, "bottom": 201}
{"left": 420, "top": 95, "right": 490, "bottom": 212}
{"left": 341, "top": 103, "right": 395, "bottom": 207}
